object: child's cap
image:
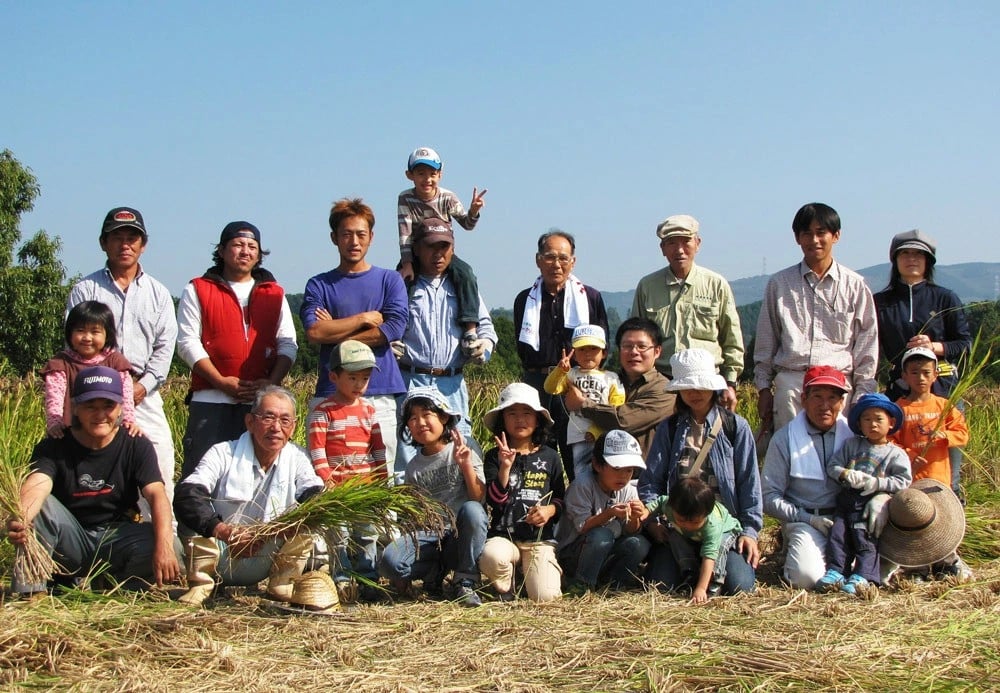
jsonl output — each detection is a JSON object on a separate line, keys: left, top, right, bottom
{"left": 664, "top": 348, "right": 726, "bottom": 392}
{"left": 483, "top": 382, "right": 554, "bottom": 431}
{"left": 598, "top": 429, "right": 646, "bottom": 470}
{"left": 401, "top": 385, "right": 461, "bottom": 427}
{"left": 73, "top": 366, "right": 123, "bottom": 404}
{"left": 328, "top": 340, "right": 379, "bottom": 372}
{"left": 656, "top": 214, "right": 699, "bottom": 240}
{"left": 407, "top": 147, "right": 442, "bottom": 171}
{"left": 571, "top": 324, "right": 606, "bottom": 350}
{"left": 802, "top": 365, "right": 850, "bottom": 393}
{"left": 220, "top": 221, "right": 261, "bottom": 245}
{"left": 847, "top": 393, "right": 903, "bottom": 436}
{"left": 414, "top": 216, "right": 454, "bottom": 246}
{"left": 901, "top": 346, "right": 938, "bottom": 367}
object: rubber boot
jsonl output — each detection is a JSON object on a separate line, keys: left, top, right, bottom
{"left": 178, "top": 537, "right": 220, "bottom": 606}
{"left": 266, "top": 534, "right": 314, "bottom": 602}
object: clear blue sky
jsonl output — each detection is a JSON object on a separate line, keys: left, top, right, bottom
{"left": 4, "top": 2, "right": 998, "bottom": 307}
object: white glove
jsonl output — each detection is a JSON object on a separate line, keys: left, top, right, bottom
{"left": 390, "top": 340, "right": 405, "bottom": 361}
{"left": 808, "top": 515, "right": 834, "bottom": 536}
{"left": 842, "top": 470, "right": 872, "bottom": 490}
{"left": 464, "top": 338, "right": 488, "bottom": 364}
{"left": 863, "top": 493, "right": 891, "bottom": 537}
{"left": 859, "top": 475, "right": 880, "bottom": 497}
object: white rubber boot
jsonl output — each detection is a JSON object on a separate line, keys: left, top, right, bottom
{"left": 266, "top": 534, "right": 314, "bottom": 602}
{"left": 178, "top": 537, "right": 220, "bottom": 607}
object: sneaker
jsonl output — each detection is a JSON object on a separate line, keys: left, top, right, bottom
{"left": 841, "top": 574, "right": 869, "bottom": 596}
{"left": 935, "top": 557, "right": 974, "bottom": 582}
{"left": 816, "top": 568, "right": 845, "bottom": 593}
{"left": 563, "top": 581, "right": 591, "bottom": 598}
{"left": 496, "top": 589, "right": 517, "bottom": 603}
{"left": 707, "top": 579, "right": 724, "bottom": 597}
{"left": 453, "top": 580, "right": 482, "bottom": 608}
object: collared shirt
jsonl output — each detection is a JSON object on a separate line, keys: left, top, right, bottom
{"left": 631, "top": 263, "right": 744, "bottom": 382}
{"left": 754, "top": 260, "right": 878, "bottom": 397}
{"left": 68, "top": 265, "right": 178, "bottom": 395}
{"left": 401, "top": 273, "right": 497, "bottom": 371}
{"left": 578, "top": 368, "right": 673, "bottom": 459}
{"left": 761, "top": 420, "right": 842, "bottom": 524}
{"left": 513, "top": 282, "right": 607, "bottom": 369}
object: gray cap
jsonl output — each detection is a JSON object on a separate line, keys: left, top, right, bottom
{"left": 890, "top": 229, "right": 937, "bottom": 265}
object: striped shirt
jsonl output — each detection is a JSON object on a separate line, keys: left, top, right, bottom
{"left": 397, "top": 187, "right": 478, "bottom": 263}
{"left": 307, "top": 398, "right": 387, "bottom": 485}
{"left": 754, "top": 260, "right": 878, "bottom": 397}
{"left": 68, "top": 265, "right": 178, "bottom": 395}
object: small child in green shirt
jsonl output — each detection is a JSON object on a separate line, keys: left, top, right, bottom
{"left": 645, "top": 476, "right": 743, "bottom": 604}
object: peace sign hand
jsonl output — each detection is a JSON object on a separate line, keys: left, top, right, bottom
{"left": 494, "top": 431, "right": 516, "bottom": 470}
{"left": 469, "top": 187, "right": 488, "bottom": 216}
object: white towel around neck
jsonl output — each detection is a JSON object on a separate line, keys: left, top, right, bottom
{"left": 787, "top": 410, "right": 852, "bottom": 480}
{"left": 517, "top": 274, "right": 590, "bottom": 351}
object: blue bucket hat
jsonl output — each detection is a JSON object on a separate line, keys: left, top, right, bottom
{"left": 848, "top": 393, "right": 903, "bottom": 436}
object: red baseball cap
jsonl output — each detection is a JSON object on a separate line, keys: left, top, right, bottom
{"left": 802, "top": 365, "right": 849, "bottom": 392}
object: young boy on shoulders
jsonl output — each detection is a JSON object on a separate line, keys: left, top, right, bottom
{"left": 556, "top": 430, "right": 651, "bottom": 594}
{"left": 306, "top": 340, "right": 387, "bottom": 601}
{"left": 644, "top": 476, "right": 743, "bottom": 604}
{"left": 397, "top": 146, "right": 487, "bottom": 349}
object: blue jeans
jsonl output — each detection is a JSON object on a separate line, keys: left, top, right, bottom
{"left": 559, "top": 527, "right": 651, "bottom": 588}
{"left": 13, "top": 495, "right": 163, "bottom": 593}
{"left": 646, "top": 540, "right": 756, "bottom": 594}
{"left": 325, "top": 523, "right": 379, "bottom": 582}
{"left": 379, "top": 501, "right": 487, "bottom": 583}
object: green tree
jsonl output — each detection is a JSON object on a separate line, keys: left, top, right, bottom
{"left": 0, "top": 150, "right": 70, "bottom": 375}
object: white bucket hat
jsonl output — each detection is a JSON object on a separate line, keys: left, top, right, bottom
{"left": 664, "top": 348, "right": 727, "bottom": 392}
{"left": 484, "top": 382, "right": 554, "bottom": 432}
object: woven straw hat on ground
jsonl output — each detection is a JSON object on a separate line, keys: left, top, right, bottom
{"left": 879, "top": 478, "right": 965, "bottom": 567}
{"left": 288, "top": 571, "right": 341, "bottom": 613}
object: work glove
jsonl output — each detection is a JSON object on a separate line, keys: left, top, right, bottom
{"left": 859, "top": 475, "right": 880, "bottom": 497}
{"left": 464, "top": 338, "right": 489, "bottom": 364}
{"left": 390, "top": 340, "right": 405, "bottom": 361}
{"left": 863, "top": 493, "right": 891, "bottom": 537}
{"left": 842, "top": 470, "right": 872, "bottom": 491}
{"left": 808, "top": 514, "right": 834, "bottom": 536}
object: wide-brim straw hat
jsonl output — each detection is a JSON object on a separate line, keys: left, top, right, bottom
{"left": 288, "top": 571, "right": 341, "bottom": 613}
{"left": 879, "top": 478, "right": 965, "bottom": 567}
{"left": 664, "top": 348, "right": 727, "bottom": 392}
{"left": 484, "top": 382, "right": 554, "bottom": 432}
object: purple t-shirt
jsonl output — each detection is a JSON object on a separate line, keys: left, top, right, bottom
{"left": 300, "top": 265, "right": 408, "bottom": 398}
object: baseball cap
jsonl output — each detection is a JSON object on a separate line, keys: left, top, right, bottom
{"left": 73, "top": 366, "right": 123, "bottom": 404}
{"left": 407, "top": 147, "right": 442, "bottom": 171}
{"left": 220, "top": 221, "right": 261, "bottom": 245}
{"left": 901, "top": 346, "right": 938, "bottom": 366}
{"left": 598, "top": 429, "right": 646, "bottom": 470}
{"left": 414, "top": 217, "right": 454, "bottom": 245}
{"left": 101, "top": 207, "right": 147, "bottom": 238}
{"left": 328, "top": 340, "right": 379, "bottom": 372}
{"left": 890, "top": 229, "right": 937, "bottom": 265}
{"left": 802, "top": 365, "right": 850, "bottom": 393}
{"left": 571, "top": 324, "right": 606, "bottom": 350}
{"left": 656, "top": 214, "right": 700, "bottom": 240}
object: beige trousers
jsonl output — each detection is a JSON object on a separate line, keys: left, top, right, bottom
{"left": 479, "top": 537, "right": 562, "bottom": 602}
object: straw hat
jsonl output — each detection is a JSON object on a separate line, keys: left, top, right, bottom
{"left": 878, "top": 479, "right": 965, "bottom": 568}
{"left": 483, "top": 382, "right": 554, "bottom": 431}
{"left": 288, "top": 571, "right": 341, "bottom": 613}
{"left": 664, "top": 348, "right": 726, "bottom": 392}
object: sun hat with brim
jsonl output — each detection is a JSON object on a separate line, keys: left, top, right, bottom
{"left": 484, "top": 382, "right": 554, "bottom": 432}
{"left": 664, "top": 348, "right": 726, "bottom": 392}
{"left": 847, "top": 393, "right": 903, "bottom": 436}
{"left": 401, "top": 385, "right": 461, "bottom": 428}
{"left": 879, "top": 479, "right": 965, "bottom": 568}
{"left": 287, "top": 571, "right": 341, "bottom": 614}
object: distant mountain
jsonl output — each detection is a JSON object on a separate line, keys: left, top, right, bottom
{"left": 601, "top": 262, "right": 1000, "bottom": 317}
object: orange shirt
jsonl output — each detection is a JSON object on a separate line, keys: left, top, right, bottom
{"left": 891, "top": 395, "right": 968, "bottom": 485}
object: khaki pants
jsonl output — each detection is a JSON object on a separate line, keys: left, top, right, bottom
{"left": 479, "top": 537, "right": 562, "bottom": 602}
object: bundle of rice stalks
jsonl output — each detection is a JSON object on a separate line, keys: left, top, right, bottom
{"left": 240, "top": 475, "right": 451, "bottom": 544}
{"left": 0, "top": 382, "right": 59, "bottom": 588}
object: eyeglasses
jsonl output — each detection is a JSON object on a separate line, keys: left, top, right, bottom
{"left": 538, "top": 252, "right": 574, "bottom": 265}
{"left": 620, "top": 343, "right": 656, "bottom": 354}
{"left": 253, "top": 412, "right": 296, "bottom": 427}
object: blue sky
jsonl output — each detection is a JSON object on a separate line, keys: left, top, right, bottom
{"left": 4, "top": 2, "right": 998, "bottom": 308}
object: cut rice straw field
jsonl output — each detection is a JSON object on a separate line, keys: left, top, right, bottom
{"left": 2, "top": 375, "right": 1000, "bottom": 690}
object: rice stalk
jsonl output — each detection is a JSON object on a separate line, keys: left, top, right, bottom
{"left": 239, "top": 475, "right": 451, "bottom": 545}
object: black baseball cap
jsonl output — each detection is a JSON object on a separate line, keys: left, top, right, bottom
{"left": 101, "top": 207, "right": 147, "bottom": 238}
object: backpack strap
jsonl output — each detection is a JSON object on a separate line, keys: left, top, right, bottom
{"left": 687, "top": 414, "right": 724, "bottom": 481}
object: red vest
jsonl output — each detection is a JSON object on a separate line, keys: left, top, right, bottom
{"left": 190, "top": 274, "right": 284, "bottom": 392}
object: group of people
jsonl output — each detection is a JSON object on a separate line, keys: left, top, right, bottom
{"left": 5, "top": 147, "right": 975, "bottom": 608}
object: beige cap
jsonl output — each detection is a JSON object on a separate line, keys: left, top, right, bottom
{"left": 656, "top": 214, "right": 700, "bottom": 240}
